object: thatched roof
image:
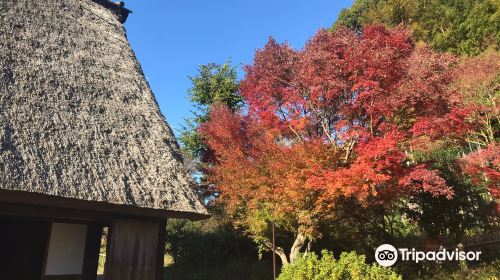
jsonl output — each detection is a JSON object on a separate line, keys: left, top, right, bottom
{"left": 0, "top": 0, "right": 208, "bottom": 218}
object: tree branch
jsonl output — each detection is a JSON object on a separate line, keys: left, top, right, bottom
{"left": 263, "top": 240, "right": 289, "bottom": 265}
{"left": 343, "top": 139, "right": 356, "bottom": 164}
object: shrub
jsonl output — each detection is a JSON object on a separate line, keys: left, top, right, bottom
{"left": 427, "top": 260, "right": 500, "bottom": 280}
{"left": 277, "top": 250, "right": 402, "bottom": 280}
{"left": 164, "top": 218, "right": 272, "bottom": 280}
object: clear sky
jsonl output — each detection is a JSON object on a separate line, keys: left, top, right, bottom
{"left": 123, "top": 0, "right": 354, "bottom": 136}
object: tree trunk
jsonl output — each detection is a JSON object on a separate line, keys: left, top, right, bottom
{"left": 289, "top": 231, "right": 307, "bottom": 264}
{"left": 275, "top": 246, "right": 289, "bottom": 266}
{"left": 265, "top": 230, "right": 307, "bottom": 265}
{"left": 265, "top": 240, "right": 289, "bottom": 266}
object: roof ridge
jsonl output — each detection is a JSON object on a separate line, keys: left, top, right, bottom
{"left": 92, "top": 0, "right": 132, "bottom": 23}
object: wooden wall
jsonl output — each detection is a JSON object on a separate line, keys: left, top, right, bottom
{"left": 105, "top": 219, "right": 166, "bottom": 280}
{"left": 0, "top": 218, "right": 50, "bottom": 280}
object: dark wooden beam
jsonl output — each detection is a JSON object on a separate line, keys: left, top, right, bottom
{"left": 0, "top": 189, "right": 208, "bottom": 221}
{"left": 0, "top": 202, "right": 114, "bottom": 223}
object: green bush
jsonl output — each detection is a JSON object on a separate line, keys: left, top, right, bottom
{"left": 277, "top": 250, "right": 402, "bottom": 280}
{"left": 164, "top": 218, "right": 272, "bottom": 280}
{"left": 426, "top": 261, "right": 500, "bottom": 280}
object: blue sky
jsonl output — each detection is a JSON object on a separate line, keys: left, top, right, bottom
{"left": 123, "top": 1, "right": 354, "bottom": 136}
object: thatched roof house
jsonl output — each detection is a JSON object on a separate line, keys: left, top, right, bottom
{"left": 0, "top": 0, "right": 207, "bottom": 279}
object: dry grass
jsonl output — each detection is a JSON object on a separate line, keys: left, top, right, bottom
{"left": 0, "top": 0, "right": 207, "bottom": 217}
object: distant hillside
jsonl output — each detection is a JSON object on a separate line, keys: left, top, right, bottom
{"left": 333, "top": 0, "right": 500, "bottom": 56}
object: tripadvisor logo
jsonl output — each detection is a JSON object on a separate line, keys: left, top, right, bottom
{"left": 375, "top": 244, "right": 398, "bottom": 267}
{"left": 375, "top": 244, "right": 481, "bottom": 267}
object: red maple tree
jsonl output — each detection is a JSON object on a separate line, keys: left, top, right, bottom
{"left": 200, "top": 25, "right": 458, "bottom": 264}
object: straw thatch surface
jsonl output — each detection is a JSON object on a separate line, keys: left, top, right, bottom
{"left": 0, "top": 0, "right": 207, "bottom": 217}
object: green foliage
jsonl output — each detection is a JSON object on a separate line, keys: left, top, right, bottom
{"left": 408, "top": 146, "right": 498, "bottom": 240}
{"left": 164, "top": 259, "right": 272, "bottom": 280}
{"left": 180, "top": 60, "right": 241, "bottom": 158}
{"left": 164, "top": 218, "right": 272, "bottom": 280}
{"left": 179, "top": 61, "right": 242, "bottom": 203}
{"left": 425, "top": 260, "right": 500, "bottom": 280}
{"left": 277, "top": 250, "right": 402, "bottom": 280}
{"left": 334, "top": 0, "right": 500, "bottom": 55}
{"left": 188, "top": 61, "right": 242, "bottom": 116}
{"left": 178, "top": 118, "right": 206, "bottom": 162}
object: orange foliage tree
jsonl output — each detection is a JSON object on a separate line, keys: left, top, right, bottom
{"left": 200, "top": 26, "right": 460, "bottom": 264}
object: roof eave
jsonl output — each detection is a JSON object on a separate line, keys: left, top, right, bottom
{"left": 0, "top": 189, "right": 210, "bottom": 221}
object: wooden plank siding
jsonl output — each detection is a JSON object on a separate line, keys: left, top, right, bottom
{"left": 105, "top": 219, "right": 166, "bottom": 280}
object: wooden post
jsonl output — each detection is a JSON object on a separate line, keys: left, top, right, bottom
{"left": 105, "top": 219, "right": 166, "bottom": 280}
{"left": 272, "top": 221, "right": 276, "bottom": 280}
{"left": 82, "top": 224, "right": 103, "bottom": 280}
{"left": 458, "top": 243, "right": 468, "bottom": 273}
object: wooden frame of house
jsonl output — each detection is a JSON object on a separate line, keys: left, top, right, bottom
{"left": 0, "top": 1, "right": 208, "bottom": 279}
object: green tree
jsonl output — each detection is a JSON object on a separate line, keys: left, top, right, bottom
{"left": 179, "top": 61, "right": 242, "bottom": 200}
{"left": 167, "top": 62, "right": 270, "bottom": 280}
{"left": 180, "top": 61, "right": 242, "bottom": 160}
{"left": 180, "top": 61, "right": 243, "bottom": 157}
{"left": 334, "top": 0, "right": 500, "bottom": 56}
{"left": 408, "top": 147, "right": 498, "bottom": 241}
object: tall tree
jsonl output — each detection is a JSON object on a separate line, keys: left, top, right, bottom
{"left": 334, "top": 0, "right": 500, "bottom": 56}
{"left": 200, "top": 26, "right": 457, "bottom": 265}
{"left": 181, "top": 61, "right": 242, "bottom": 158}
{"left": 179, "top": 61, "right": 242, "bottom": 200}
